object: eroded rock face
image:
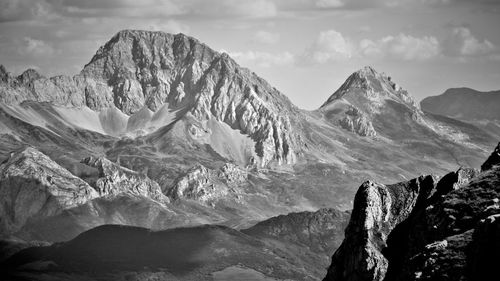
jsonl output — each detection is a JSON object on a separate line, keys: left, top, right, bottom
{"left": 324, "top": 176, "right": 437, "bottom": 281}
{"left": 81, "top": 156, "right": 168, "bottom": 203}
{"left": 168, "top": 163, "right": 247, "bottom": 203}
{"left": 338, "top": 106, "right": 376, "bottom": 137}
{"left": 324, "top": 144, "right": 500, "bottom": 281}
{"left": 86, "top": 30, "right": 302, "bottom": 165}
{"left": 0, "top": 148, "right": 98, "bottom": 236}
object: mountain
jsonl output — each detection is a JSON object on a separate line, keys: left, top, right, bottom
{"left": 421, "top": 88, "right": 500, "bottom": 137}
{"left": 324, "top": 142, "right": 500, "bottom": 281}
{"left": 0, "top": 29, "right": 498, "bottom": 255}
{"left": 0, "top": 208, "right": 349, "bottom": 281}
{"left": 1, "top": 30, "right": 303, "bottom": 167}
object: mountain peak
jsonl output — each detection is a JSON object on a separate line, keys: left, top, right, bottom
{"left": 356, "top": 65, "right": 378, "bottom": 77}
{"left": 321, "top": 66, "right": 419, "bottom": 111}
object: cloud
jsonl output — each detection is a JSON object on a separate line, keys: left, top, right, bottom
{"left": 186, "top": 0, "right": 277, "bottom": 18}
{"left": 0, "top": 0, "right": 277, "bottom": 22}
{"left": 135, "top": 19, "right": 190, "bottom": 34}
{"left": 0, "top": 0, "right": 58, "bottom": 22}
{"left": 359, "top": 34, "right": 440, "bottom": 61}
{"left": 228, "top": 50, "right": 294, "bottom": 67}
{"left": 315, "top": 0, "right": 345, "bottom": 8}
{"left": 443, "top": 27, "right": 496, "bottom": 57}
{"left": 252, "top": 30, "right": 280, "bottom": 44}
{"left": 298, "top": 30, "right": 353, "bottom": 65}
{"left": 18, "top": 37, "right": 56, "bottom": 56}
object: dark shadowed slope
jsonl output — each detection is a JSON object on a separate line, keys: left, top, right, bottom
{"left": 0, "top": 208, "right": 349, "bottom": 281}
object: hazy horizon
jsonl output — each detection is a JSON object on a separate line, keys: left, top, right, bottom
{"left": 1, "top": 0, "right": 499, "bottom": 109}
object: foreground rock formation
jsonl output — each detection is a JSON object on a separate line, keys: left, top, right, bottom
{"left": 324, "top": 142, "right": 500, "bottom": 281}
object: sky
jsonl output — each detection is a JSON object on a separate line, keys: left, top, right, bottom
{"left": 1, "top": 0, "right": 500, "bottom": 109}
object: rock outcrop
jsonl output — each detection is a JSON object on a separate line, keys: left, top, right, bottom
{"left": 0, "top": 147, "right": 98, "bottom": 236}
{"left": 81, "top": 156, "right": 168, "bottom": 203}
{"left": 324, "top": 143, "right": 500, "bottom": 281}
{"left": 324, "top": 175, "right": 437, "bottom": 281}
{"left": 338, "top": 106, "right": 376, "bottom": 137}
{"left": 168, "top": 163, "right": 247, "bottom": 203}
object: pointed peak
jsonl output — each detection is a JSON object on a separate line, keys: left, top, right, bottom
{"left": 321, "top": 67, "right": 419, "bottom": 110}
{"left": 356, "top": 66, "right": 379, "bottom": 77}
{"left": 17, "top": 68, "right": 42, "bottom": 84}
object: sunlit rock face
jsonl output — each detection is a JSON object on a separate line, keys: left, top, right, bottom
{"left": 81, "top": 156, "right": 169, "bottom": 203}
{"left": 168, "top": 163, "right": 247, "bottom": 203}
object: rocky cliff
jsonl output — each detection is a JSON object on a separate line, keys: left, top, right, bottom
{"left": 324, "top": 143, "right": 500, "bottom": 281}
{"left": 81, "top": 156, "right": 169, "bottom": 203}
{"left": 168, "top": 163, "right": 247, "bottom": 203}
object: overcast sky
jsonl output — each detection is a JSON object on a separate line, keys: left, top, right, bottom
{"left": 1, "top": 0, "right": 499, "bottom": 109}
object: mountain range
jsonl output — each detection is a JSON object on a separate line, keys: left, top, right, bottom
{"left": 0, "top": 30, "right": 498, "bottom": 280}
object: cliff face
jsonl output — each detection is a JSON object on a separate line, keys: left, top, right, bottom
{"left": 324, "top": 143, "right": 500, "bottom": 281}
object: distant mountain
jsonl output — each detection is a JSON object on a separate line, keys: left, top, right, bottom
{"left": 421, "top": 88, "right": 500, "bottom": 121}
{"left": 324, "top": 142, "right": 500, "bottom": 281}
{"left": 421, "top": 88, "right": 500, "bottom": 136}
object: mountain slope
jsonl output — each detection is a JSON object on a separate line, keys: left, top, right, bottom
{"left": 421, "top": 87, "right": 500, "bottom": 121}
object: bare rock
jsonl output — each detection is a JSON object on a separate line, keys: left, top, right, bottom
{"left": 168, "top": 163, "right": 247, "bottom": 203}
{"left": 324, "top": 175, "right": 437, "bottom": 281}
{"left": 81, "top": 156, "right": 168, "bottom": 203}
{"left": 338, "top": 106, "right": 377, "bottom": 137}
{"left": 324, "top": 143, "right": 500, "bottom": 281}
